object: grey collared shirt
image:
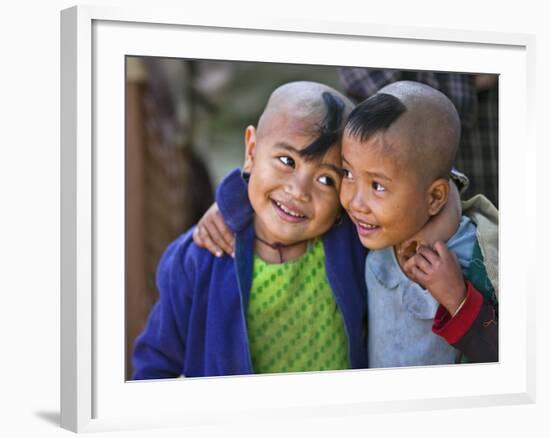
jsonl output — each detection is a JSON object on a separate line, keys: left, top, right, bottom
{"left": 366, "top": 216, "right": 477, "bottom": 368}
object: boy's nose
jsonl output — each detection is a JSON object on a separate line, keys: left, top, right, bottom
{"left": 350, "top": 188, "right": 370, "bottom": 214}
{"left": 285, "top": 177, "right": 311, "bottom": 202}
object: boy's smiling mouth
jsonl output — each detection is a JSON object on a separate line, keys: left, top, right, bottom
{"left": 353, "top": 217, "right": 380, "bottom": 236}
{"left": 271, "top": 198, "right": 307, "bottom": 222}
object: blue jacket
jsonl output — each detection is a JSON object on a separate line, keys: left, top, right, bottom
{"left": 132, "top": 169, "right": 368, "bottom": 378}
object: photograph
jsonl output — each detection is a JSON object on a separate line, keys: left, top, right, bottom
{"left": 125, "top": 56, "right": 499, "bottom": 381}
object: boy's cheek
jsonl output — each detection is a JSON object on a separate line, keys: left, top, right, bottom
{"left": 338, "top": 186, "right": 352, "bottom": 211}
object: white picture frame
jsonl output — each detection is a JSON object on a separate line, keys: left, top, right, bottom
{"left": 60, "top": 4, "right": 536, "bottom": 433}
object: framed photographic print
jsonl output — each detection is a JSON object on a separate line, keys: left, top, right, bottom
{"left": 61, "top": 5, "right": 536, "bottom": 433}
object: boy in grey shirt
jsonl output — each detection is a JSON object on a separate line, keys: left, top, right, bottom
{"left": 340, "top": 81, "right": 498, "bottom": 367}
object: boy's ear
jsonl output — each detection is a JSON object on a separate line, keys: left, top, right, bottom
{"left": 243, "top": 126, "right": 257, "bottom": 172}
{"left": 427, "top": 178, "right": 450, "bottom": 216}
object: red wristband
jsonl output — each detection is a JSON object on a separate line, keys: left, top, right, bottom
{"left": 432, "top": 281, "right": 483, "bottom": 344}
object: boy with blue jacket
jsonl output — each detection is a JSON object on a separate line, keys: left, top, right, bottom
{"left": 132, "top": 81, "right": 369, "bottom": 378}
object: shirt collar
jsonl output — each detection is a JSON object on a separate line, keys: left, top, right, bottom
{"left": 367, "top": 246, "right": 404, "bottom": 290}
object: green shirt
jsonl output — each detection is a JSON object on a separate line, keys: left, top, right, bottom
{"left": 247, "top": 239, "right": 349, "bottom": 373}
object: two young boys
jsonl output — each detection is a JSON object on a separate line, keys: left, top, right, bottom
{"left": 132, "top": 80, "right": 498, "bottom": 379}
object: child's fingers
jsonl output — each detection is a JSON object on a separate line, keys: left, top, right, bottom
{"left": 416, "top": 245, "right": 439, "bottom": 265}
{"left": 204, "top": 216, "right": 233, "bottom": 256}
{"left": 403, "top": 254, "right": 429, "bottom": 277}
{"left": 403, "top": 255, "right": 420, "bottom": 273}
{"left": 410, "top": 252, "right": 434, "bottom": 275}
{"left": 192, "top": 225, "right": 205, "bottom": 247}
{"left": 212, "top": 210, "right": 235, "bottom": 255}
{"left": 408, "top": 264, "right": 429, "bottom": 286}
{"left": 194, "top": 225, "right": 223, "bottom": 257}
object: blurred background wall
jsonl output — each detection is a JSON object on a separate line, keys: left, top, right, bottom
{"left": 125, "top": 57, "right": 498, "bottom": 378}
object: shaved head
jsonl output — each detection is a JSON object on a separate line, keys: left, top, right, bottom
{"left": 345, "top": 80, "right": 461, "bottom": 183}
{"left": 256, "top": 81, "right": 354, "bottom": 158}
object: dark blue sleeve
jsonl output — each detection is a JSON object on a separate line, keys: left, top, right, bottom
{"left": 215, "top": 168, "right": 254, "bottom": 234}
{"left": 132, "top": 233, "right": 194, "bottom": 379}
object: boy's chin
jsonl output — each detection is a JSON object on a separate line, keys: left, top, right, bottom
{"left": 263, "top": 230, "right": 308, "bottom": 246}
{"left": 358, "top": 236, "right": 397, "bottom": 251}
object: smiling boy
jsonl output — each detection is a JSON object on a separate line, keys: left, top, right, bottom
{"left": 340, "top": 81, "right": 498, "bottom": 367}
{"left": 243, "top": 86, "right": 345, "bottom": 263}
{"left": 132, "top": 81, "right": 369, "bottom": 378}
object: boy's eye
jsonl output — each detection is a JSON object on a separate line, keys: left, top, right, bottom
{"left": 318, "top": 175, "right": 335, "bottom": 187}
{"left": 342, "top": 168, "right": 353, "bottom": 179}
{"left": 372, "top": 181, "right": 386, "bottom": 192}
{"left": 278, "top": 156, "right": 295, "bottom": 167}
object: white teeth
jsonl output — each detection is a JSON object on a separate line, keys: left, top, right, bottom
{"left": 358, "top": 221, "right": 377, "bottom": 229}
{"left": 275, "top": 201, "right": 305, "bottom": 218}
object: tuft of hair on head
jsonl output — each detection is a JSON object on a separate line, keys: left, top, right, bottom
{"left": 344, "top": 93, "right": 407, "bottom": 143}
{"left": 345, "top": 80, "right": 461, "bottom": 182}
{"left": 299, "top": 91, "right": 348, "bottom": 160}
{"left": 257, "top": 81, "right": 354, "bottom": 160}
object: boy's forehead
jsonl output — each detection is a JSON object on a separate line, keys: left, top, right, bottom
{"left": 342, "top": 130, "right": 411, "bottom": 172}
{"left": 258, "top": 107, "right": 322, "bottom": 141}
{"left": 343, "top": 128, "right": 408, "bottom": 152}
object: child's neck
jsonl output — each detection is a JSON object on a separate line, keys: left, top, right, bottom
{"left": 254, "top": 234, "right": 309, "bottom": 264}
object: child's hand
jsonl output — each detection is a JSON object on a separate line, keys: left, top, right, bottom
{"left": 192, "top": 203, "right": 235, "bottom": 257}
{"left": 403, "top": 241, "right": 467, "bottom": 315}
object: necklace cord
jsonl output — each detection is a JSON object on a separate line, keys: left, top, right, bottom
{"left": 255, "top": 235, "right": 308, "bottom": 263}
